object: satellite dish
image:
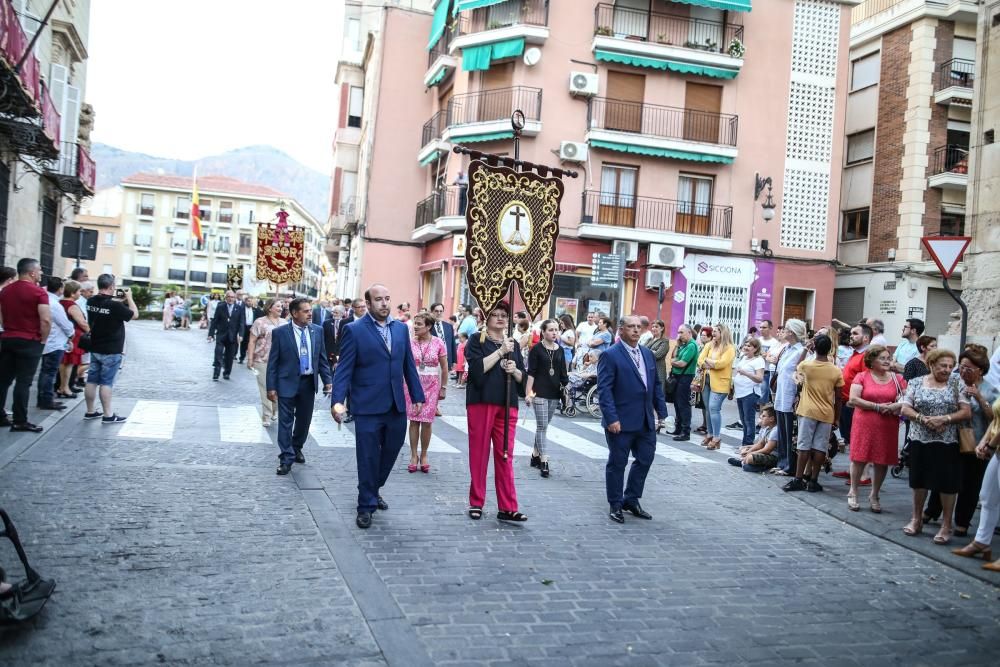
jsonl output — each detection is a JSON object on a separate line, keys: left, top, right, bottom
{"left": 523, "top": 47, "right": 541, "bottom": 66}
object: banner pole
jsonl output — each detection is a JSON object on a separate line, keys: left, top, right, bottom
{"left": 502, "top": 113, "right": 524, "bottom": 461}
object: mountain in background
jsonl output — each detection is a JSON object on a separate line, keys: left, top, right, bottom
{"left": 91, "top": 143, "right": 330, "bottom": 222}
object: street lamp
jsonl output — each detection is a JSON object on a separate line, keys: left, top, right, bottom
{"left": 754, "top": 173, "right": 776, "bottom": 221}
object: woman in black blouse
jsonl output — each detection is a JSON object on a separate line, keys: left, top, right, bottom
{"left": 465, "top": 302, "right": 527, "bottom": 522}
{"left": 526, "top": 319, "right": 570, "bottom": 479}
{"left": 903, "top": 335, "right": 937, "bottom": 381}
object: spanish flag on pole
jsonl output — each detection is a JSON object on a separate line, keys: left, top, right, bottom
{"left": 191, "top": 167, "right": 204, "bottom": 243}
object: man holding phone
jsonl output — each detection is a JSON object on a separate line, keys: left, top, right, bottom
{"left": 84, "top": 274, "right": 137, "bottom": 424}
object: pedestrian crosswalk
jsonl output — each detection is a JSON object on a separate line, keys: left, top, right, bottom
{"left": 108, "top": 399, "right": 742, "bottom": 467}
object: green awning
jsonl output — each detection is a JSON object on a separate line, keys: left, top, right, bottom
{"left": 462, "top": 38, "right": 524, "bottom": 71}
{"left": 590, "top": 139, "right": 734, "bottom": 164}
{"left": 453, "top": 130, "right": 514, "bottom": 144}
{"left": 454, "top": 0, "right": 507, "bottom": 15}
{"left": 428, "top": 67, "right": 448, "bottom": 86}
{"left": 427, "top": 0, "right": 451, "bottom": 50}
{"left": 419, "top": 151, "right": 442, "bottom": 166}
{"left": 671, "top": 0, "right": 751, "bottom": 11}
{"left": 594, "top": 49, "right": 738, "bottom": 80}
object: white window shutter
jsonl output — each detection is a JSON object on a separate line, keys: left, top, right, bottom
{"left": 62, "top": 84, "right": 81, "bottom": 145}
{"left": 50, "top": 64, "right": 68, "bottom": 117}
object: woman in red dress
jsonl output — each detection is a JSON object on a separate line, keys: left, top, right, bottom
{"left": 847, "top": 345, "right": 907, "bottom": 513}
{"left": 57, "top": 279, "right": 90, "bottom": 398}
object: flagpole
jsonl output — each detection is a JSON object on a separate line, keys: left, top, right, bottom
{"left": 502, "top": 112, "right": 523, "bottom": 461}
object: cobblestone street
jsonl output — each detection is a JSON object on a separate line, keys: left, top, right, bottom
{"left": 1, "top": 323, "right": 998, "bottom": 666}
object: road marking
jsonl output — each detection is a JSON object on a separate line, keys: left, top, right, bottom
{"left": 219, "top": 405, "right": 271, "bottom": 443}
{"left": 119, "top": 400, "right": 178, "bottom": 440}
{"left": 575, "top": 422, "right": 712, "bottom": 465}
{"left": 310, "top": 412, "right": 461, "bottom": 453}
{"left": 530, "top": 423, "right": 607, "bottom": 459}
{"left": 440, "top": 416, "right": 533, "bottom": 456}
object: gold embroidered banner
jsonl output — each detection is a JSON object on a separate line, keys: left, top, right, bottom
{"left": 226, "top": 265, "right": 244, "bottom": 291}
{"left": 256, "top": 224, "right": 304, "bottom": 285}
{"left": 464, "top": 160, "right": 564, "bottom": 319}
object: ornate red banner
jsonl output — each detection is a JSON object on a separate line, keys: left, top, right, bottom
{"left": 255, "top": 223, "right": 304, "bottom": 285}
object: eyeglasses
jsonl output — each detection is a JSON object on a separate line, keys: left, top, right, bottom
{"left": 959, "top": 364, "right": 979, "bottom": 373}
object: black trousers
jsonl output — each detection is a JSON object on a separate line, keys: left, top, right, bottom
{"left": 924, "top": 453, "right": 989, "bottom": 528}
{"left": 671, "top": 374, "right": 694, "bottom": 434}
{"left": 213, "top": 338, "right": 238, "bottom": 378}
{"left": 238, "top": 327, "right": 252, "bottom": 361}
{"left": 0, "top": 338, "right": 44, "bottom": 424}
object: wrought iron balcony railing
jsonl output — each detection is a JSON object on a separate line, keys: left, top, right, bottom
{"left": 414, "top": 186, "right": 465, "bottom": 230}
{"left": 428, "top": 23, "right": 453, "bottom": 68}
{"left": 588, "top": 97, "right": 738, "bottom": 147}
{"left": 43, "top": 141, "right": 96, "bottom": 196}
{"left": 454, "top": 0, "right": 549, "bottom": 36}
{"left": 931, "top": 144, "right": 969, "bottom": 176}
{"left": 447, "top": 85, "right": 542, "bottom": 127}
{"left": 593, "top": 3, "right": 743, "bottom": 54}
{"left": 422, "top": 110, "right": 446, "bottom": 147}
{"left": 580, "top": 190, "right": 733, "bottom": 239}
{"left": 936, "top": 58, "right": 974, "bottom": 91}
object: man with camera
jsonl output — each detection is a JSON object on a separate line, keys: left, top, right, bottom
{"left": 83, "top": 274, "right": 137, "bottom": 424}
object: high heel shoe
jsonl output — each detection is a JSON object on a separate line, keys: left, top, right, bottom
{"left": 701, "top": 435, "right": 712, "bottom": 447}
{"left": 847, "top": 494, "right": 860, "bottom": 512}
{"left": 407, "top": 464, "right": 418, "bottom": 473}
{"left": 868, "top": 494, "right": 881, "bottom": 514}
{"left": 420, "top": 464, "right": 430, "bottom": 473}
{"left": 706, "top": 438, "right": 721, "bottom": 450}
{"left": 902, "top": 520, "right": 923, "bottom": 536}
{"left": 540, "top": 461, "right": 549, "bottom": 478}
{"left": 983, "top": 559, "right": 1000, "bottom": 572}
{"left": 952, "top": 542, "right": 993, "bottom": 561}
{"left": 529, "top": 454, "right": 541, "bottom": 468}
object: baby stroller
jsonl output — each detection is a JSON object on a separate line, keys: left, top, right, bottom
{"left": 561, "top": 375, "right": 601, "bottom": 419}
{"left": 891, "top": 439, "right": 911, "bottom": 479}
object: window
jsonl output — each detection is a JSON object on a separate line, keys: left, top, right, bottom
{"left": 677, "top": 174, "right": 714, "bottom": 236}
{"left": 219, "top": 201, "right": 234, "bottom": 223}
{"left": 345, "top": 17, "right": 361, "bottom": 52}
{"left": 139, "top": 193, "right": 155, "bottom": 216}
{"left": 167, "top": 269, "right": 186, "bottom": 281}
{"left": 214, "top": 236, "right": 231, "bottom": 254}
{"left": 598, "top": 164, "right": 638, "bottom": 227}
{"left": 211, "top": 272, "right": 227, "bottom": 285}
{"left": 189, "top": 271, "right": 207, "bottom": 283}
{"left": 103, "top": 232, "right": 116, "bottom": 246}
{"left": 238, "top": 233, "right": 253, "bottom": 254}
{"left": 846, "top": 130, "right": 874, "bottom": 165}
{"left": 348, "top": 87, "right": 364, "bottom": 128}
{"left": 199, "top": 198, "right": 212, "bottom": 222}
{"left": 192, "top": 238, "right": 207, "bottom": 252}
{"left": 132, "top": 266, "right": 150, "bottom": 278}
{"left": 851, "top": 52, "right": 880, "bottom": 91}
{"left": 841, "top": 208, "right": 870, "bottom": 241}
{"left": 239, "top": 202, "right": 256, "bottom": 225}
{"left": 940, "top": 213, "right": 965, "bottom": 236}
{"left": 176, "top": 196, "right": 191, "bottom": 219}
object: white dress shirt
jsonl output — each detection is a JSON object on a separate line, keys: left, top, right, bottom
{"left": 44, "top": 291, "right": 75, "bottom": 354}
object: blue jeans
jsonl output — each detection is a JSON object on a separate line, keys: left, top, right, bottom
{"left": 671, "top": 373, "right": 694, "bottom": 434}
{"left": 736, "top": 393, "right": 759, "bottom": 445}
{"left": 37, "top": 349, "right": 64, "bottom": 406}
{"left": 776, "top": 409, "right": 797, "bottom": 474}
{"left": 707, "top": 391, "right": 726, "bottom": 437}
{"left": 87, "top": 353, "right": 123, "bottom": 387}
{"left": 759, "top": 370, "right": 772, "bottom": 404}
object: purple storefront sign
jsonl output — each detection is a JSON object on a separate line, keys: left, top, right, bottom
{"left": 670, "top": 268, "right": 687, "bottom": 330}
{"left": 749, "top": 260, "right": 775, "bottom": 326}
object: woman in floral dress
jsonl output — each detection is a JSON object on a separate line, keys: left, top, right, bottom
{"left": 404, "top": 311, "right": 448, "bottom": 474}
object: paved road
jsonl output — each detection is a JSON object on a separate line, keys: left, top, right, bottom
{"left": 1, "top": 323, "right": 997, "bottom": 665}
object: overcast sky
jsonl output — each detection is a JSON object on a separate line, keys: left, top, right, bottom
{"left": 87, "top": 0, "right": 341, "bottom": 174}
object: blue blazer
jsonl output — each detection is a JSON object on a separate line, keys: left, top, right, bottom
{"left": 597, "top": 342, "right": 668, "bottom": 432}
{"left": 431, "top": 321, "right": 457, "bottom": 367}
{"left": 266, "top": 322, "right": 333, "bottom": 399}
{"left": 330, "top": 316, "right": 425, "bottom": 415}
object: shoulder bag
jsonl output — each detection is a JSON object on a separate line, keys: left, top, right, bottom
{"left": 953, "top": 378, "right": 977, "bottom": 454}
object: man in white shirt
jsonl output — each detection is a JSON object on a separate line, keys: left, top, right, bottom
{"left": 891, "top": 318, "right": 923, "bottom": 373}
{"left": 38, "top": 277, "right": 75, "bottom": 410}
{"left": 576, "top": 311, "right": 597, "bottom": 350}
{"left": 866, "top": 318, "right": 888, "bottom": 346}
{"left": 638, "top": 316, "right": 653, "bottom": 346}
{"left": 757, "top": 319, "right": 779, "bottom": 404}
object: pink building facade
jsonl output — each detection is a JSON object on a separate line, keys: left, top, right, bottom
{"left": 334, "top": 1, "right": 857, "bottom": 337}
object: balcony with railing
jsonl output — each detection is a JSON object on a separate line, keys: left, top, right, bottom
{"left": 0, "top": 80, "right": 61, "bottom": 161}
{"left": 444, "top": 85, "right": 543, "bottom": 143}
{"left": 418, "top": 110, "right": 448, "bottom": 165}
{"left": 586, "top": 97, "right": 738, "bottom": 164}
{"left": 450, "top": 0, "right": 550, "bottom": 60}
{"left": 591, "top": 3, "right": 745, "bottom": 80}
{"left": 425, "top": 15, "right": 457, "bottom": 87}
{"left": 928, "top": 144, "right": 969, "bottom": 190}
{"left": 328, "top": 196, "right": 359, "bottom": 235}
{"left": 42, "top": 141, "right": 96, "bottom": 197}
{"left": 934, "top": 58, "right": 974, "bottom": 106}
{"left": 412, "top": 186, "right": 467, "bottom": 243}
{"left": 0, "top": 0, "right": 43, "bottom": 119}
{"left": 133, "top": 234, "right": 153, "bottom": 249}
{"left": 579, "top": 190, "right": 733, "bottom": 250}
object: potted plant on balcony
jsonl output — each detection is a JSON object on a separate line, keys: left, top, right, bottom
{"left": 595, "top": 25, "right": 613, "bottom": 36}
{"left": 656, "top": 33, "right": 672, "bottom": 45}
{"left": 727, "top": 38, "right": 745, "bottom": 58}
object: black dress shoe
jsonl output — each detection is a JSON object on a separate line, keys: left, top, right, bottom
{"left": 0, "top": 413, "right": 11, "bottom": 427}
{"left": 529, "top": 454, "right": 541, "bottom": 468}
{"left": 622, "top": 502, "right": 652, "bottom": 520}
{"left": 276, "top": 463, "right": 291, "bottom": 475}
{"left": 672, "top": 433, "right": 690, "bottom": 441}
{"left": 356, "top": 512, "right": 372, "bottom": 529}
{"left": 37, "top": 402, "right": 66, "bottom": 410}
{"left": 609, "top": 508, "right": 625, "bottom": 524}
{"left": 212, "top": 376, "right": 220, "bottom": 382}
{"left": 540, "top": 461, "right": 550, "bottom": 478}
{"left": 377, "top": 496, "right": 389, "bottom": 511}
{"left": 294, "top": 449, "right": 306, "bottom": 464}
{"left": 11, "top": 422, "right": 44, "bottom": 433}
{"left": 223, "top": 375, "right": 231, "bottom": 380}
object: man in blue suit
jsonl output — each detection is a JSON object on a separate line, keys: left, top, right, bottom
{"left": 331, "top": 284, "right": 425, "bottom": 529}
{"left": 267, "top": 298, "right": 333, "bottom": 476}
{"left": 429, "top": 302, "right": 457, "bottom": 369}
{"left": 597, "top": 315, "right": 669, "bottom": 524}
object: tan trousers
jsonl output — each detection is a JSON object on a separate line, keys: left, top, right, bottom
{"left": 255, "top": 361, "right": 277, "bottom": 422}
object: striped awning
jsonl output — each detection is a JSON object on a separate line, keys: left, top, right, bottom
{"left": 671, "top": 0, "right": 751, "bottom": 11}
{"left": 453, "top": 130, "right": 514, "bottom": 144}
{"left": 590, "top": 139, "right": 734, "bottom": 164}
{"left": 453, "top": 0, "right": 507, "bottom": 15}
{"left": 594, "top": 49, "right": 738, "bottom": 80}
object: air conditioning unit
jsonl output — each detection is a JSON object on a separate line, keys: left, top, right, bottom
{"left": 611, "top": 240, "right": 638, "bottom": 262}
{"left": 559, "top": 141, "right": 588, "bottom": 162}
{"left": 569, "top": 71, "right": 598, "bottom": 97}
{"left": 645, "top": 268, "right": 671, "bottom": 290}
{"left": 648, "top": 243, "right": 684, "bottom": 268}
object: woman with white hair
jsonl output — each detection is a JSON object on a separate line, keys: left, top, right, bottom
{"left": 770, "top": 319, "right": 808, "bottom": 476}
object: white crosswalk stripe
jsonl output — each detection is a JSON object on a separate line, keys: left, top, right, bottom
{"left": 218, "top": 405, "right": 271, "bottom": 443}
{"left": 525, "top": 421, "right": 607, "bottom": 459}
{"left": 310, "top": 411, "right": 460, "bottom": 453}
{"left": 574, "top": 422, "right": 714, "bottom": 465}
{"left": 119, "top": 400, "right": 178, "bottom": 440}
{"left": 439, "top": 416, "right": 534, "bottom": 457}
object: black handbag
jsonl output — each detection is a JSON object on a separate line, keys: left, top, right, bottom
{"left": 77, "top": 332, "right": 93, "bottom": 352}
{"left": 664, "top": 374, "right": 678, "bottom": 401}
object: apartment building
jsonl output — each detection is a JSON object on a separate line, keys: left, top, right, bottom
{"left": 81, "top": 174, "right": 327, "bottom": 297}
{"left": 833, "top": 0, "right": 979, "bottom": 337}
{"left": 326, "top": 0, "right": 435, "bottom": 302}
{"left": 1, "top": 0, "right": 96, "bottom": 273}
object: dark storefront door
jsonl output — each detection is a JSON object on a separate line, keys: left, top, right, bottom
{"left": 40, "top": 197, "right": 58, "bottom": 278}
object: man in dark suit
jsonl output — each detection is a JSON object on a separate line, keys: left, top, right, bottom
{"left": 597, "top": 315, "right": 669, "bottom": 524}
{"left": 208, "top": 290, "right": 245, "bottom": 380}
{"left": 429, "top": 302, "right": 457, "bottom": 369}
{"left": 322, "top": 304, "right": 346, "bottom": 366}
{"left": 331, "top": 283, "right": 424, "bottom": 529}
{"left": 237, "top": 295, "right": 264, "bottom": 363}
{"left": 266, "top": 297, "right": 333, "bottom": 475}
{"left": 312, "top": 299, "right": 329, "bottom": 327}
